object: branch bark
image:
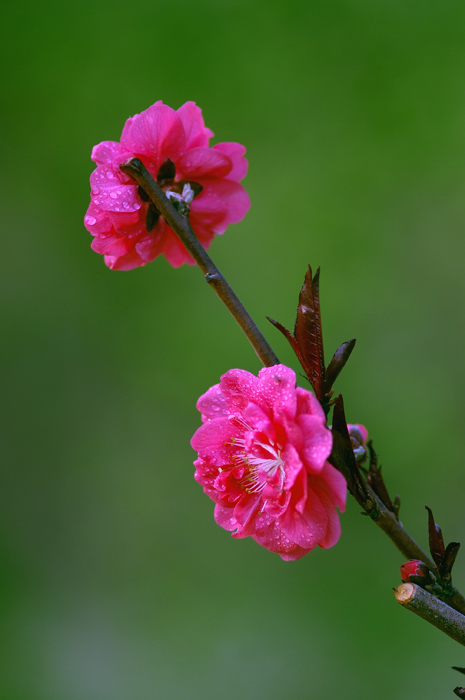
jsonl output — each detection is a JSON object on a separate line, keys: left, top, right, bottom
{"left": 394, "top": 583, "right": 465, "bottom": 647}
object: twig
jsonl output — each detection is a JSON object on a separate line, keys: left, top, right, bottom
{"left": 363, "top": 485, "right": 465, "bottom": 615}
{"left": 120, "top": 158, "right": 280, "bottom": 368}
{"left": 394, "top": 583, "right": 465, "bottom": 647}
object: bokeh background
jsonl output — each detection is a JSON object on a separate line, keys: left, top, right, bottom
{"left": 2, "top": 1, "right": 465, "bottom": 698}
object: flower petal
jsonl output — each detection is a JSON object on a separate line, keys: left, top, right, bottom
{"left": 177, "top": 101, "right": 214, "bottom": 149}
{"left": 196, "top": 384, "right": 227, "bottom": 422}
{"left": 297, "top": 414, "right": 333, "bottom": 473}
{"left": 318, "top": 462, "right": 347, "bottom": 512}
{"left": 120, "top": 103, "right": 186, "bottom": 169}
{"left": 213, "top": 143, "right": 248, "bottom": 182}
{"left": 177, "top": 147, "right": 232, "bottom": 179}
{"left": 91, "top": 141, "right": 122, "bottom": 166}
{"left": 190, "top": 179, "right": 251, "bottom": 233}
{"left": 90, "top": 166, "right": 142, "bottom": 213}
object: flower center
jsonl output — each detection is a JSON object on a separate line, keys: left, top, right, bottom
{"left": 229, "top": 421, "right": 285, "bottom": 495}
{"left": 138, "top": 158, "right": 203, "bottom": 232}
{"left": 241, "top": 440, "right": 285, "bottom": 494}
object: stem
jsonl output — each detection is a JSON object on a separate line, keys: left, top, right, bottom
{"left": 394, "top": 583, "right": 465, "bottom": 647}
{"left": 120, "top": 158, "right": 280, "bottom": 368}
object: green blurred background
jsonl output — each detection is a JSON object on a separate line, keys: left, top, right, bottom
{"left": 2, "top": 0, "right": 465, "bottom": 697}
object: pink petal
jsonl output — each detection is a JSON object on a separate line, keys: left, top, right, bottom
{"left": 242, "top": 402, "right": 273, "bottom": 437}
{"left": 134, "top": 220, "right": 167, "bottom": 262}
{"left": 295, "top": 387, "right": 327, "bottom": 422}
{"left": 318, "top": 462, "right": 347, "bottom": 512}
{"left": 190, "top": 180, "right": 251, "bottom": 233}
{"left": 90, "top": 166, "right": 142, "bottom": 213}
{"left": 107, "top": 209, "right": 145, "bottom": 234}
{"left": 161, "top": 229, "right": 194, "bottom": 267}
{"left": 120, "top": 103, "right": 186, "bottom": 170}
{"left": 281, "top": 443, "right": 305, "bottom": 491}
{"left": 104, "top": 249, "right": 145, "bottom": 270}
{"left": 213, "top": 143, "right": 248, "bottom": 182}
{"left": 297, "top": 415, "right": 333, "bottom": 473}
{"left": 196, "top": 384, "right": 227, "bottom": 422}
{"left": 232, "top": 493, "right": 261, "bottom": 537}
{"left": 191, "top": 416, "right": 238, "bottom": 462}
{"left": 309, "top": 478, "right": 342, "bottom": 549}
{"left": 91, "top": 232, "right": 133, "bottom": 257}
{"left": 84, "top": 201, "right": 113, "bottom": 236}
{"left": 257, "top": 365, "right": 297, "bottom": 420}
{"left": 251, "top": 512, "right": 311, "bottom": 560}
{"left": 177, "top": 101, "right": 214, "bottom": 150}
{"left": 214, "top": 504, "right": 238, "bottom": 532}
{"left": 91, "top": 141, "right": 122, "bottom": 166}
{"left": 280, "top": 484, "right": 328, "bottom": 550}
{"left": 177, "top": 147, "right": 232, "bottom": 179}
{"left": 220, "top": 369, "right": 263, "bottom": 413}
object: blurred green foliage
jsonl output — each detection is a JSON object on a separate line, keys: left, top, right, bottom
{"left": 2, "top": 0, "right": 465, "bottom": 697}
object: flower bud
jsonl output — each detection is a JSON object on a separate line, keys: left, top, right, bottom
{"left": 400, "top": 559, "right": 429, "bottom": 583}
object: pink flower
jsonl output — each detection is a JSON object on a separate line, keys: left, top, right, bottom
{"left": 191, "top": 365, "right": 347, "bottom": 561}
{"left": 84, "top": 101, "right": 250, "bottom": 270}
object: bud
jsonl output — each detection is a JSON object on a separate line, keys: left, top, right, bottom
{"left": 348, "top": 424, "right": 368, "bottom": 463}
{"left": 400, "top": 559, "right": 429, "bottom": 583}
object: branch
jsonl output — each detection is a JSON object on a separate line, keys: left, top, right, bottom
{"left": 394, "top": 583, "right": 465, "bottom": 647}
{"left": 362, "top": 484, "right": 465, "bottom": 616}
{"left": 120, "top": 158, "right": 280, "bottom": 368}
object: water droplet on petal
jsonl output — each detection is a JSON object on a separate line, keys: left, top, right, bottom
{"left": 109, "top": 191, "right": 118, "bottom": 199}
{"left": 122, "top": 201, "right": 129, "bottom": 209}
{"left": 106, "top": 171, "right": 114, "bottom": 179}
{"left": 133, "top": 202, "right": 141, "bottom": 210}
{"left": 84, "top": 215, "right": 96, "bottom": 226}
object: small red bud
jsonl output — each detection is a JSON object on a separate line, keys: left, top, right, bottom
{"left": 400, "top": 560, "right": 428, "bottom": 583}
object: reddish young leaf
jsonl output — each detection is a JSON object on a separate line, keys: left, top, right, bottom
{"left": 293, "top": 266, "right": 325, "bottom": 399}
{"left": 330, "top": 395, "right": 370, "bottom": 506}
{"left": 325, "top": 339, "right": 356, "bottom": 394}
{"left": 425, "top": 505, "right": 446, "bottom": 570}
{"left": 367, "top": 445, "right": 398, "bottom": 518}
{"left": 441, "top": 542, "right": 461, "bottom": 582}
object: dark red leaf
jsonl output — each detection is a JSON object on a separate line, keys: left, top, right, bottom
{"left": 329, "top": 395, "right": 370, "bottom": 505}
{"left": 425, "top": 505, "right": 446, "bottom": 569}
{"left": 367, "top": 460, "right": 397, "bottom": 517}
{"left": 441, "top": 542, "right": 461, "bottom": 581}
{"left": 293, "top": 266, "right": 325, "bottom": 399}
{"left": 325, "top": 339, "right": 356, "bottom": 394}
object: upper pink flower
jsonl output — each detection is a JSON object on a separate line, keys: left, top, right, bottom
{"left": 191, "top": 365, "right": 347, "bottom": 561}
{"left": 84, "top": 101, "right": 251, "bottom": 270}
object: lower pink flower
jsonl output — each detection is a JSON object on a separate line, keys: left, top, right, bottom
{"left": 191, "top": 364, "right": 347, "bottom": 561}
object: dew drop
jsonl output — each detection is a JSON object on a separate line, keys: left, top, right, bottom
{"left": 106, "top": 171, "right": 114, "bottom": 179}
{"left": 91, "top": 186, "right": 100, "bottom": 195}
{"left": 133, "top": 202, "right": 141, "bottom": 210}
{"left": 84, "top": 215, "right": 96, "bottom": 226}
{"left": 122, "top": 201, "right": 129, "bottom": 209}
{"left": 109, "top": 191, "right": 118, "bottom": 199}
